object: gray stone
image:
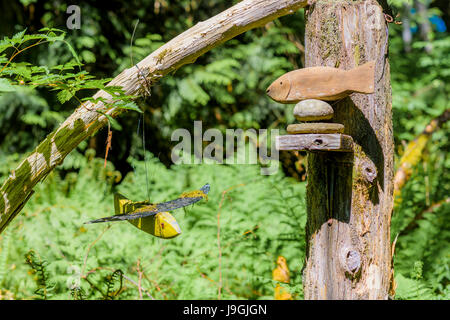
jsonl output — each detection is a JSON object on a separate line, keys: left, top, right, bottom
{"left": 293, "top": 99, "right": 334, "bottom": 121}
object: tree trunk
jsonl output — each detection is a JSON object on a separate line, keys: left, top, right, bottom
{"left": 0, "top": 0, "right": 308, "bottom": 234}
{"left": 302, "top": 0, "right": 394, "bottom": 299}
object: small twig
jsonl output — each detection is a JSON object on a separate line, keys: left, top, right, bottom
{"left": 83, "top": 273, "right": 107, "bottom": 297}
{"left": 122, "top": 273, "right": 154, "bottom": 300}
{"left": 146, "top": 244, "right": 167, "bottom": 266}
{"left": 384, "top": 13, "right": 394, "bottom": 23}
{"left": 136, "top": 259, "right": 143, "bottom": 300}
{"left": 384, "top": 13, "right": 402, "bottom": 25}
{"left": 196, "top": 265, "right": 216, "bottom": 284}
{"left": 388, "top": 233, "right": 400, "bottom": 297}
{"left": 141, "top": 272, "right": 167, "bottom": 300}
{"left": 44, "top": 237, "right": 70, "bottom": 263}
{"left": 82, "top": 266, "right": 155, "bottom": 300}
{"left": 104, "top": 122, "right": 113, "bottom": 168}
{"left": 81, "top": 225, "right": 111, "bottom": 275}
{"left": 195, "top": 265, "right": 236, "bottom": 297}
{"left": 216, "top": 184, "right": 245, "bottom": 299}
{"left": 391, "top": 233, "right": 399, "bottom": 260}
{"left": 0, "top": 38, "right": 48, "bottom": 73}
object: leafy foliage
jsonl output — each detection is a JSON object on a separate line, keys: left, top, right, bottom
{"left": 0, "top": 145, "right": 447, "bottom": 299}
{"left": 0, "top": 150, "right": 306, "bottom": 299}
{"left": 24, "top": 250, "right": 55, "bottom": 299}
{"left": 0, "top": 27, "right": 141, "bottom": 156}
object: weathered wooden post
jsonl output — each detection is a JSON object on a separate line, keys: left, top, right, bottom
{"left": 272, "top": 0, "right": 394, "bottom": 299}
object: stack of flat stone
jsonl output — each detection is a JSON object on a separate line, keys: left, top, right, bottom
{"left": 287, "top": 99, "right": 344, "bottom": 134}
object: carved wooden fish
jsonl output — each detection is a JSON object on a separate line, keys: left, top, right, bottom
{"left": 266, "top": 61, "right": 375, "bottom": 103}
{"left": 111, "top": 193, "right": 182, "bottom": 239}
{"left": 85, "top": 184, "right": 210, "bottom": 239}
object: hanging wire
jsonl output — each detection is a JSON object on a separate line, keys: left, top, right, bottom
{"left": 130, "top": 19, "right": 139, "bottom": 67}
{"left": 130, "top": 114, "right": 141, "bottom": 180}
{"left": 130, "top": 106, "right": 151, "bottom": 203}
{"left": 129, "top": 18, "right": 151, "bottom": 202}
{"left": 141, "top": 112, "right": 151, "bottom": 202}
{"left": 99, "top": 21, "right": 142, "bottom": 201}
{"left": 102, "top": 140, "right": 110, "bottom": 197}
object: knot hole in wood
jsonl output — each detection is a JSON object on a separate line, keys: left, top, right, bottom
{"left": 340, "top": 246, "right": 362, "bottom": 275}
{"left": 313, "top": 138, "right": 323, "bottom": 146}
{"left": 360, "top": 159, "right": 377, "bottom": 184}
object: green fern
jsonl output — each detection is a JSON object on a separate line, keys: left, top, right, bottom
{"left": 103, "top": 270, "right": 124, "bottom": 300}
{"left": 0, "top": 229, "right": 11, "bottom": 286}
{"left": 24, "top": 250, "right": 55, "bottom": 299}
{"left": 70, "top": 287, "right": 86, "bottom": 300}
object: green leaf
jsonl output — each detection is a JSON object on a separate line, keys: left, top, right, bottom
{"left": 38, "top": 27, "right": 65, "bottom": 33}
{"left": 115, "top": 101, "right": 142, "bottom": 113}
{"left": 81, "top": 50, "right": 96, "bottom": 63}
{"left": 56, "top": 90, "right": 74, "bottom": 104}
{"left": 178, "top": 78, "right": 209, "bottom": 106}
{"left": 0, "top": 43, "right": 10, "bottom": 55}
{"left": 12, "top": 29, "right": 27, "bottom": 41}
{"left": 103, "top": 113, "right": 122, "bottom": 131}
{"left": 62, "top": 41, "right": 82, "bottom": 67}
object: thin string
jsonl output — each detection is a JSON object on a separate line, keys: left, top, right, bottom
{"left": 130, "top": 19, "right": 139, "bottom": 67}
{"left": 131, "top": 115, "right": 141, "bottom": 177}
{"left": 141, "top": 112, "right": 151, "bottom": 202}
{"left": 103, "top": 122, "right": 111, "bottom": 199}
{"left": 130, "top": 18, "right": 151, "bottom": 203}
{"left": 131, "top": 16, "right": 141, "bottom": 182}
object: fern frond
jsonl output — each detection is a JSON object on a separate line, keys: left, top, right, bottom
{"left": 24, "top": 250, "right": 54, "bottom": 300}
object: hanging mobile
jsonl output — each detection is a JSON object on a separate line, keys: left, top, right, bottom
{"left": 87, "top": 21, "right": 210, "bottom": 239}
{"left": 85, "top": 184, "right": 210, "bottom": 239}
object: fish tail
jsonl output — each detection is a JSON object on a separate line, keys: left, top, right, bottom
{"left": 84, "top": 217, "right": 112, "bottom": 224}
{"left": 347, "top": 61, "right": 375, "bottom": 94}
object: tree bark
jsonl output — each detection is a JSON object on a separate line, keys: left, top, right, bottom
{"left": 0, "top": 0, "right": 308, "bottom": 234}
{"left": 302, "top": 0, "right": 394, "bottom": 299}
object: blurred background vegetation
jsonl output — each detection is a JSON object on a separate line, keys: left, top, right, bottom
{"left": 0, "top": 0, "right": 448, "bottom": 299}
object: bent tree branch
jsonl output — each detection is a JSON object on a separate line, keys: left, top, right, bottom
{"left": 0, "top": 0, "right": 308, "bottom": 233}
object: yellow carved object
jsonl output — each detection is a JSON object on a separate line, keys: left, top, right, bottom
{"left": 114, "top": 193, "right": 181, "bottom": 239}
{"left": 85, "top": 184, "right": 210, "bottom": 239}
{"left": 272, "top": 256, "right": 293, "bottom": 300}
